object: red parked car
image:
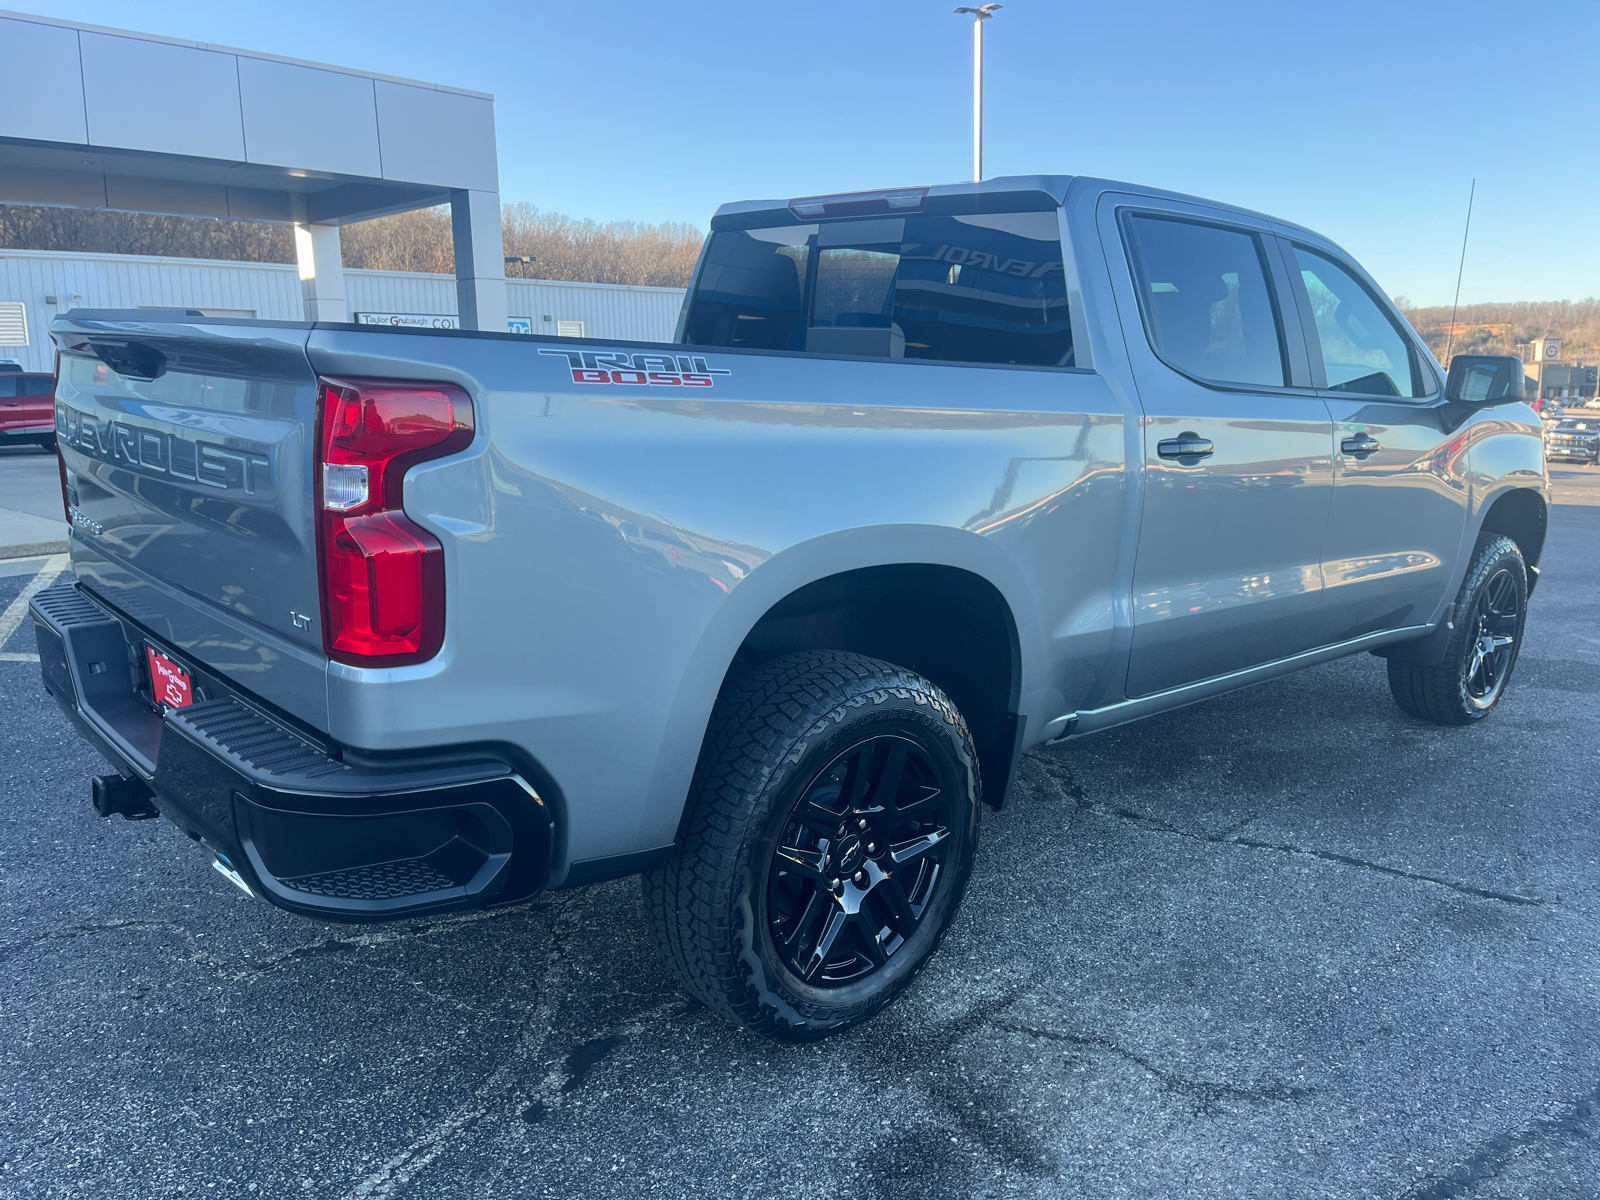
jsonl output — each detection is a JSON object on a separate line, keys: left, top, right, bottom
{"left": 0, "top": 363, "right": 55, "bottom": 451}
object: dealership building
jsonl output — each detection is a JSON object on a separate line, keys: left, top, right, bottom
{"left": 0, "top": 10, "right": 684, "bottom": 371}
{"left": 0, "top": 249, "right": 685, "bottom": 374}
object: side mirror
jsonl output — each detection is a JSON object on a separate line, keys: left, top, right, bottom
{"left": 1445, "top": 354, "right": 1528, "bottom": 406}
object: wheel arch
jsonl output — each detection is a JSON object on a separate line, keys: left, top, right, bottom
{"left": 646, "top": 527, "right": 1038, "bottom": 854}
{"left": 1476, "top": 485, "right": 1548, "bottom": 577}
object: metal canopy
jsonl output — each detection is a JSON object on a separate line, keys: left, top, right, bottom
{"left": 0, "top": 9, "right": 507, "bottom": 329}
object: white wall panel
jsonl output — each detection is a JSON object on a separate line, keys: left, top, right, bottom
{"left": 0, "top": 17, "right": 87, "bottom": 144}
{"left": 239, "top": 57, "right": 382, "bottom": 176}
{"left": 507, "top": 280, "right": 685, "bottom": 344}
{"left": 79, "top": 33, "right": 246, "bottom": 161}
{"left": 374, "top": 83, "right": 499, "bottom": 192}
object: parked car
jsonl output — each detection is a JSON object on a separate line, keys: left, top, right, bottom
{"left": 31, "top": 175, "right": 1549, "bottom": 1039}
{"left": 1545, "top": 417, "right": 1600, "bottom": 465}
{"left": 0, "top": 365, "right": 56, "bottom": 451}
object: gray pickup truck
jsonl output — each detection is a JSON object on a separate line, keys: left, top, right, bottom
{"left": 32, "top": 175, "right": 1547, "bottom": 1039}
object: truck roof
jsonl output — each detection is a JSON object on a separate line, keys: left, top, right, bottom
{"left": 712, "top": 174, "right": 1324, "bottom": 245}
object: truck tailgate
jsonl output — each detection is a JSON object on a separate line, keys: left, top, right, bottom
{"left": 53, "top": 314, "right": 329, "bottom": 725}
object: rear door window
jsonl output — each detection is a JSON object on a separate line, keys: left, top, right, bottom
{"left": 1293, "top": 247, "right": 1420, "bottom": 398}
{"left": 683, "top": 211, "right": 1073, "bottom": 366}
{"left": 1122, "top": 213, "right": 1288, "bottom": 388}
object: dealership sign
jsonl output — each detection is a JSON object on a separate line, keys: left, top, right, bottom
{"left": 354, "top": 312, "right": 533, "bottom": 334}
{"left": 354, "top": 312, "right": 459, "bottom": 330}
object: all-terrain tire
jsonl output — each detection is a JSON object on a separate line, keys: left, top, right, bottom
{"left": 1387, "top": 534, "right": 1528, "bottom": 725}
{"left": 642, "top": 650, "right": 981, "bottom": 1040}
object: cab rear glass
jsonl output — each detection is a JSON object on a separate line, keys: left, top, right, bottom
{"left": 683, "top": 211, "right": 1074, "bottom": 367}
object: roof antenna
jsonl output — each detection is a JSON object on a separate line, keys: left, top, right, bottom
{"left": 1443, "top": 179, "right": 1476, "bottom": 366}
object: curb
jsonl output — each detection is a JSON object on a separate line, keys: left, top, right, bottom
{"left": 0, "top": 540, "right": 69, "bottom": 561}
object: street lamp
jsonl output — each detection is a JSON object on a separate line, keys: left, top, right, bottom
{"left": 504, "top": 255, "right": 536, "bottom": 278}
{"left": 953, "top": 4, "right": 1002, "bottom": 181}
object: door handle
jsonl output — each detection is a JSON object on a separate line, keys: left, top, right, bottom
{"left": 1341, "top": 434, "right": 1381, "bottom": 457}
{"left": 1157, "top": 433, "right": 1214, "bottom": 460}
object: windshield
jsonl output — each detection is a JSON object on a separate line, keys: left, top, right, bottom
{"left": 683, "top": 210, "right": 1073, "bottom": 367}
{"left": 1557, "top": 419, "right": 1596, "bottom": 430}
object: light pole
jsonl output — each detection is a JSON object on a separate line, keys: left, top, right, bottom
{"left": 953, "top": 4, "right": 1002, "bottom": 181}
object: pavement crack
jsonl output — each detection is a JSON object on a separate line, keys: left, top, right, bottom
{"left": 1084, "top": 803, "right": 1542, "bottom": 907}
{"left": 847, "top": 976, "right": 1059, "bottom": 1177}
{"left": 1395, "top": 1079, "right": 1600, "bottom": 1199}
{"left": 999, "top": 1021, "right": 1314, "bottom": 1116}
{"left": 1225, "top": 836, "right": 1542, "bottom": 907}
{"left": 233, "top": 904, "right": 547, "bottom": 979}
{"left": 342, "top": 895, "right": 577, "bottom": 1200}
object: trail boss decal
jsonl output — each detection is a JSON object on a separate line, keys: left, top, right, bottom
{"left": 540, "top": 349, "right": 732, "bottom": 388}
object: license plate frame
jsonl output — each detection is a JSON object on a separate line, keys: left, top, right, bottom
{"left": 145, "top": 645, "right": 194, "bottom": 710}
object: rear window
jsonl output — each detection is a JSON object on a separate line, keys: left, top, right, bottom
{"left": 683, "top": 212, "right": 1073, "bottom": 367}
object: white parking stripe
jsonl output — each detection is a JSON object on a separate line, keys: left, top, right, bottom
{"left": 0, "top": 553, "right": 69, "bottom": 655}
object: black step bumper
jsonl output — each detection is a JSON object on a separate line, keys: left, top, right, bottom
{"left": 30, "top": 581, "right": 554, "bottom": 922}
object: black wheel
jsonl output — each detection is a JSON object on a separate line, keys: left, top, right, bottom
{"left": 1387, "top": 534, "right": 1527, "bottom": 725}
{"left": 643, "top": 650, "right": 980, "bottom": 1040}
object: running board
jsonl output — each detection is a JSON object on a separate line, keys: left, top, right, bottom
{"left": 1041, "top": 624, "right": 1435, "bottom": 742}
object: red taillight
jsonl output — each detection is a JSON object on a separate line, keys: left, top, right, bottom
{"left": 316, "top": 377, "right": 473, "bottom": 666}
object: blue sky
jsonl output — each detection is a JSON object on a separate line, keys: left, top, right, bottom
{"left": 18, "top": 0, "right": 1600, "bottom": 306}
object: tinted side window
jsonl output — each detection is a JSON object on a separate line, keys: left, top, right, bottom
{"left": 684, "top": 212, "right": 1073, "bottom": 366}
{"left": 1294, "top": 247, "right": 1418, "bottom": 398}
{"left": 0, "top": 378, "right": 15, "bottom": 398}
{"left": 1125, "top": 214, "right": 1287, "bottom": 388}
{"left": 22, "top": 375, "right": 54, "bottom": 396}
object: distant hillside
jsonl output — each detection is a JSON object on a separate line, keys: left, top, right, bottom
{"left": 1397, "top": 298, "right": 1600, "bottom": 366}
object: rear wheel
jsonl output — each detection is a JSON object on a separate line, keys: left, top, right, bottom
{"left": 643, "top": 650, "right": 980, "bottom": 1040}
{"left": 1387, "top": 534, "right": 1527, "bottom": 725}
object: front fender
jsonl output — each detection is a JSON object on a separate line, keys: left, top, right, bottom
{"left": 1379, "top": 408, "right": 1547, "bottom": 666}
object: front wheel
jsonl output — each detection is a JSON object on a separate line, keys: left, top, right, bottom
{"left": 643, "top": 651, "right": 981, "bottom": 1040}
{"left": 1387, "top": 534, "right": 1528, "bottom": 725}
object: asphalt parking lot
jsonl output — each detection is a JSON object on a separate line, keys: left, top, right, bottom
{"left": 2, "top": 472, "right": 1597, "bottom": 1200}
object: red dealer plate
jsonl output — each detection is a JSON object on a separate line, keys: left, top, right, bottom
{"left": 146, "top": 646, "right": 193, "bottom": 710}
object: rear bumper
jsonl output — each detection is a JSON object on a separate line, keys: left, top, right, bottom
{"left": 30, "top": 581, "right": 554, "bottom": 922}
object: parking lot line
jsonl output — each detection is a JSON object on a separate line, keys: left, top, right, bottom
{"left": 0, "top": 552, "right": 68, "bottom": 661}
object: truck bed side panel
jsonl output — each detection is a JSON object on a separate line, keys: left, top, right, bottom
{"left": 303, "top": 328, "right": 1128, "bottom": 873}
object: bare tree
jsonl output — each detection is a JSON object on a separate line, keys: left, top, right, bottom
{"left": 498, "top": 203, "right": 703, "bottom": 287}
{"left": 3, "top": 201, "right": 706, "bottom": 288}
{"left": 0, "top": 204, "right": 293, "bottom": 261}
{"left": 1400, "top": 299, "right": 1600, "bottom": 365}
{"left": 338, "top": 207, "right": 455, "bottom": 274}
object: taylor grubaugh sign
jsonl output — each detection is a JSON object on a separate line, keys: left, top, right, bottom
{"left": 539, "top": 348, "right": 732, "bottom": 388}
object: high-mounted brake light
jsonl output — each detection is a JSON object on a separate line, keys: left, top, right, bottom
{"left": 787, "top": 187, "right": 929, "bottom": 219}
{"left": 315, "top": 377, "right": 473, "bottom": 666}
